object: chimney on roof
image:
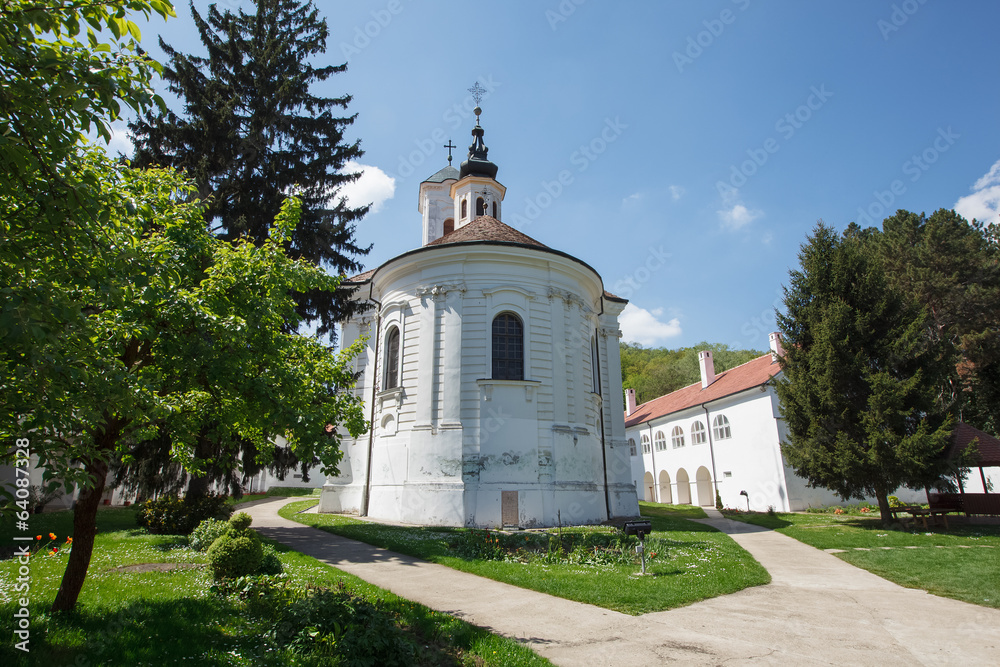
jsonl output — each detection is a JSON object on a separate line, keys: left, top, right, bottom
{"left": 699, "top": 350, "right": 716, "bottom": 389}
{"left": 625, "top": 388, "right": 637, "bottom": 416}
{"left": 769, "top": 332, "right": 785, "bottom": 363}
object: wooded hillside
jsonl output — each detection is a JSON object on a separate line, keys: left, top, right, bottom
{"left": 620, "top": 342, "right": 764, "bottom": 405}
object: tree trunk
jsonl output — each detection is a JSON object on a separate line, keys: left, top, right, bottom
{"left": 875, "top": 488, "right": 893, "bottom": 525}
{"left": 51, "top": 457, "right": 109, "bottom": 612}
{"left": 184, "top": 428, "right": 212, "bottom": 501}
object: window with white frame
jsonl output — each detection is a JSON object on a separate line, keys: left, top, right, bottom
{"left": 671, "top": 425, "right": 685, "bottom": 448}
{"left": 713, "top": 414, "right": 732, "bottom": 440}
{"left": 654, "top": 430, "right": 667, "bottom": 452}
{"left": 384, "top": 326, "right": 400, "bottom": 390}
{"left": 491, "top": 312, "right": 524, "bottom": 380}
{"left": 691, "top": 420, "right": 707, "bottom": 445}
{"left": 629, "top": 438, "right": 637, "bottom": 456}
{"left": 641, "top": 435, "right": 650, "bottom": 454}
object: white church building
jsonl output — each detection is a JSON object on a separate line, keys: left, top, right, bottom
{"left": 319, "top": 105, "right": 639, "bottom": 528}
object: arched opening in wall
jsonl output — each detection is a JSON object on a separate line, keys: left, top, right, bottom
{"left": 658, "top": 470, "right": 673, "bottom": 504}
{"left": 675, "top": 468, "right": 691, "bottom": 505}
{"left": 461, "top": 199, "right": 468, "bottom": 220}
{"left": 476, "top": 196, "right": 486, "bottom": 216}
{"left": 380, "top": 413, "right": 397, "bottom": 436}
{"left": 643, "top": 472, "right": 655, "bottom": 502}
{"left": 492, "top": 201, "right": 498, "bottom": 218}
{"left": 384, "top": 326, "right": 400, "bottom": 390}
{"left": 442, "top": 218, "right": 454, "bottom": 235}
{"left": 491, "top": 312, "right": 524, "bottom": 380}
{"left": 696, "top": 466, "right": 713, "bottom": 507}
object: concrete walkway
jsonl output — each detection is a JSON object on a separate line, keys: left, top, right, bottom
{"left": 244, "top": 499, "right": 1000, "bottom": 666}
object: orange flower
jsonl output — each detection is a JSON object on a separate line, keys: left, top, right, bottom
{"left": 36, "top": 535, "right": 42, "bottom": 540}
{"left": 49, "top": 532, "right": 56, "bottom": 540}
{"left": 66, "top": 537, "right": 73, "bottom": 544}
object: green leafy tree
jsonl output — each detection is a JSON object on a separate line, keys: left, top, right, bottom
{"left": 774, "top": 223, "right": 954, "bottom": 524}
{"left": 621, "top": 342, "right": 762, "bottom": 403}
{"left": 130, "top": 0, "right": 370, "bottom": 334}
{"left": 873, "top": 209, "right": 1000, "bottom": 433}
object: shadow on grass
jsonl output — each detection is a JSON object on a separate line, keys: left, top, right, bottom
{"left": 0, "top": 596, "right": 243, "bottom": 665}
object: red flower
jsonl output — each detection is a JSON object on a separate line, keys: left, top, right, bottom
{"left": 49, "top": 532, "right": 56, "bottom": 540}
{"left": 36, "top": 535, "right": 42, "bottom": 540}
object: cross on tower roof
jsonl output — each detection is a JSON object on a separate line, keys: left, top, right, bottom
{"left": 468, "top": 81, "right": 487, "bottom": 106}
{"left": 444, "top": 140, "right": 456, "bottom": 165}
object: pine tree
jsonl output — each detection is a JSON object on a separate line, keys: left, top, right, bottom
{"left": 130, "top": 0, "right": 369, "bottom": 335}
{"left": 774, "top": 223, "right": 955, "bottom": 524}
{"left": 874, "top": 209, "right": 1000, "bottom": 433}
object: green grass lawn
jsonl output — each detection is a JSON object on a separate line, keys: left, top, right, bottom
{"left": 0, "top": 508, "right": 548, "bottom": 666}
{"left": 723, "top": 510, "right": 1000, "bottom": 608}
{"left": 280, "top": 500, "right": 768, "bottom": 615}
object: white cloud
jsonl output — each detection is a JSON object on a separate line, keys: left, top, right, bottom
{"left": 619, "top": 303, "right": 682, "bottom": 347}
{"left": 669, "top": 185, "right": 684, "bottom": 201}
{"left": 718, "top": 203, "right": 762, "bottom": 231}
{"left": 622, "top": 192, "right": 643, "bottom": 207}
{"left": 338, "top": 161, "right": 396, "bottom": 213}
{"left": 954, "top": 159, "right": 1000, "bottom": 225}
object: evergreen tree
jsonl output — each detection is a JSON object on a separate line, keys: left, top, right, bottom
{"left": 130, "top": 0, "right": 369, "bottom": 335}
{"left": 774, "top": 223, "right": 954, "bottom": 524}
{"left": 874, "top": 209, "right": 1000, "bottom": 433}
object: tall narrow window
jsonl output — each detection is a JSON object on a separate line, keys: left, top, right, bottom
{"left": 476, "top": 196, "right": 486, "bottom": 217}
{"left": 671, "top": 426, "right": 685, "bottom": 448}
{"left": 629, "top": 438, "right": 637, "bottom": 456}
{"left": 442, "top": 218, "right": 454, "bottom": 235}
{"left": 384, "top": 327, "right": 400, "bottom": 390}
{"left": 591, "top": 335, "right": 601, "bottom": 394}
{"left": 492, "top": 201, "right": 498, "bottom": 218}
{"left": 461, "top": 199, "right": 468, "bottom": 219}
{"left": 713, "top": 414, "right": 732, "bottom": 440}
{"left": 641, "top": 435, "right": 651, "bottom": 454}
{"left": 491, "top": 313, "right": 524, "bottom": 380}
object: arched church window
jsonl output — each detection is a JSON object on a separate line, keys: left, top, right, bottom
{"left": 713, "top": 414, "right": 731, "bottom": 440}
{"left": 492, "top": 201, "right": 497, "bottom": 218}
{"left": 641, "top": 435, "right": 651, "bottom": 454}
{"left": 461, "top": 199, "right": 468, "bottom": 219}
{"left": 476, "top": 196, "right": 486, "bottom": 217}
{"left": 671, "top": 426, "right": 685, "bottom": 448}
{"left": 491, "top": 312, "right": 524, "bottom": 380}
{"left": 629, "top": 438, "right": 637, "bottom": 456}
{"left": 443, "top": 218, "right": 454, "bottom": 235}
{"left": 591, "top": 335, "right": 601, "bottom": 394}
{"left": 384, "top": 326, "right": 400, "bottom": 390}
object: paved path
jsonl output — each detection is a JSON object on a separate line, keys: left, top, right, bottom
{"left": 244, "top": 499, "right": 1000, "bottom": 666}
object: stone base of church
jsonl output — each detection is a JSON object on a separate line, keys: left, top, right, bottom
{"left": 319, "top": 480, "right": 632, "bottom": 529}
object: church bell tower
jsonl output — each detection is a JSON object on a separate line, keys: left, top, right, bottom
{"left": 451, "top": 88, "right": 505, "bottom": 228}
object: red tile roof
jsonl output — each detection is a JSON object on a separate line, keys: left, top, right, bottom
{"left": 624, "top": 353, "right": 781, "bottom": 428}
{"left": 427, "top": 215, "right": 548, "bottom": 248}
{"left": 344, "top": 268, "right": 375, "bottom": 284}
{"left": 949, "top": 422, "right": 1000, "bottom": 467}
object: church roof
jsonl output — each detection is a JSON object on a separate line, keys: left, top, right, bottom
{"left": 344, "top": 268, "right": 375, "bottom": 284}
{"left": 427, "top": 216, "right": 548, "bottom": 248}
{"left": 421, "top": 165, "right": 460, "bottom": 184}
{"left": 624, "top": 353, "right": 781, "bottom": 428}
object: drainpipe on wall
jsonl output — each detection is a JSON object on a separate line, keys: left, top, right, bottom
{"left": 359, "top": 287, "right": 382, "bottom": 518}
{"left": 702, "top": 403, "right": 720, "bottom": 503}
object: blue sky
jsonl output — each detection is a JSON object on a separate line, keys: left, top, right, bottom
{"left": 123, "top": 1, "right": 1000, "bottom": 352}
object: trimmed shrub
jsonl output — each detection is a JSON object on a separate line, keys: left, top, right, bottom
{"left": 208, "top": 512, "right": 263, "bottom": 579}
{"left": 258, "top": 544, "right": 284, "bottom": 575}
{"left": 190, "top": 518, "right": 230, "bottom": 552}
{"left": 136, "top": 494, "right": 232, "bottom": 535}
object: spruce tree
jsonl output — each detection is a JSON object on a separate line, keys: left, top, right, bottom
{"left": 130, "top": 0, "right": 369, "bottom": 335}
{"left": 874, "top": 209, "right": 1000, "bottom": 433}
{"left": 774, "top": 223, "right": 955, "bottom": 524}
